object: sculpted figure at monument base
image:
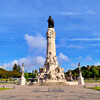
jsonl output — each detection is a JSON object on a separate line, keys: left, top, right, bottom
{"left": 38, "top": 65, "right": 65, "bottom": 82}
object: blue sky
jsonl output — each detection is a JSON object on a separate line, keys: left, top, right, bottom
{"left": 0, "top": 0, "right": 100, "bottom": 72}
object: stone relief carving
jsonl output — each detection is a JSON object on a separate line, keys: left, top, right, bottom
{"left": 46, "top": 29, "right": 55, "bottom": 38}
{"left": 49, "top": 71, "right": 56, "bottom": 80}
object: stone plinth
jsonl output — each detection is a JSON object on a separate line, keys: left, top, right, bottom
{"left": 78, "top": 76, "right": 84, "bottom": 85}
{"left": 21, "top": 77, "right": 26, "bottom": 85}
{"left": 66, "top": 81, "right": 78, "bottom": 85}
{"left": 78, "top": 72, "right": 85, "bottom": 85}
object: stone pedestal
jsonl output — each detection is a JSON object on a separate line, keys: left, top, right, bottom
{"left": 21, "top": 77, "right": 26, "bottom": 85}
{"left": 78, "top": 76, "right": 84, "bottom": 85}
{"left": 78, "top": 72, "right": 84, "bottom": 85}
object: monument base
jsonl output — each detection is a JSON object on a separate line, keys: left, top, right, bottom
{"left": 32, "top": 81, "right": 78, "bottom": 86}
{"left": 19, "top": 77, "right": 26, "bottom": 85}
{"left": 38, "top": 65, "right": 65, "bottom": 83}
{"left": 40, "top": 79, "right": 66, "bottom": 83}
{"left": 78, "top": 76, "right": 85, "bottom": 85}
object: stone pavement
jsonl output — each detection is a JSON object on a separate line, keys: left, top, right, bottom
{"left": 0, "top": 83, "right": 100, "bottom": 100}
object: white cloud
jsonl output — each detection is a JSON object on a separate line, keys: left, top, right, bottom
{"left": 86, "top": 44, "right": 100, "bottom": 46}
{"left": 3, "top": 60, "right": 18, "bottom": 68}
{"left": 77, "top": 56, "right": 92, "bottom": 61}
{"left": 3, "top": 34, "right": 46, "bottom": 71}
{"left": 57, "top": 11, "right": 95, "bottom": 16}
{"left": 25, "top": 34, "right": 46, "bottom": 50}
{"left": 95, "top": 62, "right": 100, "bottom": 66}
{"left": 94, "top": 62, "right": 100, "bottom": 66}
{"left": 57, "top": 39, "right": 84, "bottom": 49}
{"left": 78, "top": 56, "right": 82, "bottom": 60}
{"left": 3, "top": 56, "right": 45, "bottom": 70}
{"left": 70, "top": 63, "right": 77, "bottom": 68}
{"left": 58, "top": 53, "right": 69, "bottom": 63}
{"left": 67, "top": 44, "right": 84, "bottom": 49}
{"left": 71, "top": 38, "right": 100, "bottom": 41}
{"left": 85, "top": 56, "right": 92, "bottom": 61}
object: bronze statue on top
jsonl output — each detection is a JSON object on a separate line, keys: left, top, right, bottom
{"left": 47, "top": 16, "right": 54, "bottom": 28}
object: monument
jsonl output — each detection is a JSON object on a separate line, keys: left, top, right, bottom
{"left": 38, "top": 16, "right": 65, "bottom": 83}
{"left": 78, "top": 63, "right": 85, "bottom": 85}
{"left": 20, "top": 63, "right": 26, "bottom": 85}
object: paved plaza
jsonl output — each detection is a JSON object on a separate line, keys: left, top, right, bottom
{"left": 0, "top": 83, "right": 100, "bottom": 100}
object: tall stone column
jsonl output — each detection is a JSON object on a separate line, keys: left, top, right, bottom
{"left": 45, "top": 27, "right": 58, "bottom": 72}
{"left": 38, "top": 16, "right": 65, "bottom": 82}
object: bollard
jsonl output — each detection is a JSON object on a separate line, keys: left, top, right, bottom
{"left": 2, "top": 86, "right": 5, "bottom": 88}
{"left": 84, "top": 85, "right": 86, "bottom": 88}
{"left": 95, "top": 85, "right": 97, "bottom": 87}
{"left": 13, "top": 86, "right": 15, "bottom": 89}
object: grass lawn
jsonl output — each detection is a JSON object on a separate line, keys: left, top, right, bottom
{"left": 90, "top": 87, "right": 100, "bottom": 90}
{"left": 85, "top": 80, "right": 100, "bottom": 83}
{"left": 0, "top": 82, "right": 16, "bottom": 84}
{"left": 87, "top": 87, "right": 100, "bottom": 90}
{"left": 0, "top": 88, "right": 12, "bottom": 91}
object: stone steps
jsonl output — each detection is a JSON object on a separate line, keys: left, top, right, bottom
{"left": 33, "top": 82, "right": 68, "bottom": 86}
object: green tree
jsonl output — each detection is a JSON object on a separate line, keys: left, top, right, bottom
{"left": 13, "top": 64, "right": 21, "bottom": 72}
{"left": 72, "top": 71, "right": 77, "bottom": 80}
{"left": 35, "top": 69, "right": 38, "bottom": 73}
{"left": 17, "top": 65, "right": 21, "bottom": 72}
{"left": 87, "top": 65, "right": 90, "bottom": 70}
{"left": 24, "top": 73, "right": 29, "bottom": 80}
{"left": 13, "top": 64, "right": 17, "bottom": 71}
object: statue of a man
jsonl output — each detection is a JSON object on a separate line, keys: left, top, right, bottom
{"left": 47, "top": 16, "right": 54, "bottom": 28}
{"left": 78, "top": 62, "right": 82, "bottom": 77}
{"left": 78, "top": 62, "right": 81, "bottom": 72}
